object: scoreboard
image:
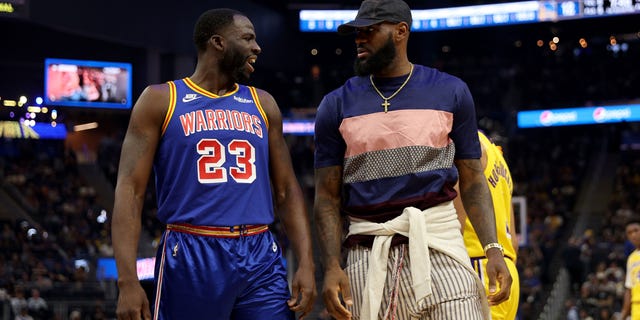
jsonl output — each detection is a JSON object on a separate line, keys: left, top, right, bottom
{"left": 299, "top": 0, "right": 640, "bottom": 32}
{"left": 582, "top": 0, "right": 640, "bottom": 16}
{"left": 556, "top": 0, "right": 640, "bottom": 18}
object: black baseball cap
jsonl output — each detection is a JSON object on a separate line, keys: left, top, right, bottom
{"left": 337, "top": 0, "right": 412, "bottom": 35}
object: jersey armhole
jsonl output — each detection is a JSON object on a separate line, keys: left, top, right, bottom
{"left": 161, "top": 81, "right": 177, "bottom": 136}
{"left": 248, "top": 86, "right": 269, "bottom": 129}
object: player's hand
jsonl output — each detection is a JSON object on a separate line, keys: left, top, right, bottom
{"left": 288, "top": 263, "right": 317, "bottom": 319}
{"left": 485, "top": 249, "right": 512, "bottom": 306}
{"left": 116, "top": 281, "right": 151, "bottom": 320}
{"left": 322, "top": 267, "right": 353, "bottom": 320}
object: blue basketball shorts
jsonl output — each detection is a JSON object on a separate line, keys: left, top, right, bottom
{"left": 152, "top": 223, "right": 294, "bottom": 320}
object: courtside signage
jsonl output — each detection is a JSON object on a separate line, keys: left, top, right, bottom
{"left": 283, "top": 119, "right": 315, "bottom": 135}
{"left": 517, "top": 104, "right": 640, "bottom": 128}
{"left": 96, "top": 257, "right": 156, "bottom": 281}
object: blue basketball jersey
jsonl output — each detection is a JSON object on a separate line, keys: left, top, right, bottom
{"left": 153, "top": 78, "right": 274, "bottom": 226}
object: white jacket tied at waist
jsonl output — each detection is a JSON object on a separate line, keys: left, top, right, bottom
{"left": 347, "top": 201, "right": 489, "bottom": 320}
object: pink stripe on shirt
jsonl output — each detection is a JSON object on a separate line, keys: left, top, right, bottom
{"left": 339, "top": 109, "right": 453, "bottom": 158}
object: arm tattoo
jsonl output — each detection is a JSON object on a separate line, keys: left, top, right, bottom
{"left": 314, "top": 167, "right": 344, "bottom": 267}
{"left": 457, "top": 159, "right": 498, "bottom": 247}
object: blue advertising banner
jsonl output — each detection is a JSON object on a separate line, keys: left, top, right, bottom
{"left": 517, "top": 104, "right": 640, "bottom": 128}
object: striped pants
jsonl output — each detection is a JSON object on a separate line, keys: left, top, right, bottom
{"left": 345, "top": 244, "right": 485, "bottom": 320}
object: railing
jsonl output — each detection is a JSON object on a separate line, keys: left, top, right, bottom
{"left": 48, "top": 299, "right": 117, "bottom": 320}
{"left": 537, "top": 268, "right": 570, "bottom": 320}
{"left": 39, "top": 281, "right": 118, "bottom": 319}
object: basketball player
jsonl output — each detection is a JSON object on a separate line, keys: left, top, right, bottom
{"left": 313, "top": 0, "right": 512, "bottom": 319}
{"left": 112, "top": 8, "right": 316, "bottom": 320}
{"left": 621, "top": 219, "right": 640, "bottom": 320}
{"left": 454, "top": 131, "right": 520, "bottom": 319}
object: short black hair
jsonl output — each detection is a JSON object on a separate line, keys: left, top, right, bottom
{"left": 193, "top": 8, "right": 246, "bottom": 52}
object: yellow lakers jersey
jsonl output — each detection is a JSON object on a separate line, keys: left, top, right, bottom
{"left": 626, "top": 250, "right": 640, "bottom": 303}
{"left": 463, "top": 131, "right": 517, "bottom": 261}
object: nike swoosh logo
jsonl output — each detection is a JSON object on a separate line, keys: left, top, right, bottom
{"left": 182, "top": 96, "right": 201, "bottom": 103}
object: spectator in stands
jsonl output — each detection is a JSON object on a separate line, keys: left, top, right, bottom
{"left": 565, "top": 298, "right": 579, "bottom": 320}
{"left": 565, "top": 236, "right": 585, "bottom": 292}
{"left": 26, "top": 288, "right": 47, "bottom": 318}
{"left": 0, "top": 285, "right": 8, "bottom": 319}
{"left": 592, "top": 272, "right": 615, "bottom": 309}
{"left": 580, "top": 230, "right": 596, "bottom": 279}
{"left": 70, "top": 265, "right": 89, "bottom": 296}
{"left": 597, "top": 307, "right": 613, "bottom": 320}
{"left": 521, "top": 266, "right": 542, "bottom": 305}
{"left": 69, "top": 309, "right": 82, "bottom": 320}
{"left": 15, "top": 306, "right": 34, "bottom": 320}
{"left": 578, "top": 308, "right": 594, "bottom": 320}
{"left": 89, "top": 304, "right": 107, "bottom": 320}
{"left": 9, "top": 286, "right": 27, "bottom": 317}
{"left": 0, "top": 285, "right": 8, "bottom": 300}
{"left": 581, "top": 274, "right": 601, "bottom": 308}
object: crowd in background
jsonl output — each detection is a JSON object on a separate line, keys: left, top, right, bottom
{"left": 0, "top": 139, "right": 112, "bottom": 319}
{"left": 561, "top": 147, "right": 640, "bottom": 319}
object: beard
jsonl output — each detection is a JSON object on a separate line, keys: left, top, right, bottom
{"left": 220, "top": 47, "right": 250, "bottom": 83}
{"left": 354, "top": 34, "right": 396, "bottom": 76}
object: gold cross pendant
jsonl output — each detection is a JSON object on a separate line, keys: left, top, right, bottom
{"left": 381, "top": 100, "right": 390, "bottom": 113}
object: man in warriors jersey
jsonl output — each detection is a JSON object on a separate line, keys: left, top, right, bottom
{"left": 112, "top": 8, "right": 316, "bottom": 320}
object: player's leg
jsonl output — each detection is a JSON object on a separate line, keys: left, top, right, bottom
{"left": 232, "top": 231, "right": 294, "bottom": 320}
{"left": 343, "top": 245, "right": 368, "bottom": 319}
{"left": 153, "top": 230, "right": 237, "bottom": 320}
{"left": 345, "top": 244, "right": 422, "bottom": 319}
{"left": 417, "top": 250, "right": 485, "bottom": 320}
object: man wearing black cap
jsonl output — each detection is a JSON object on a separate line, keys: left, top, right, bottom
{"left": 313, "top": 0, "right": 512, "bottom": 319}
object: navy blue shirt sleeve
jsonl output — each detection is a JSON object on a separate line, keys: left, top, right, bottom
{"left": 450, "top": 81, "right": 481, "bottom": 160}
{"left": 314, "top": 93, "right": 346, "bottom": 168}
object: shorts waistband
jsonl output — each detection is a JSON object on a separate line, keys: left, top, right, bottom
{"left": 167, "top": 223, "right": 269, "bottom": 238}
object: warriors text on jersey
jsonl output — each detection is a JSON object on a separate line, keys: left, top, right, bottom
{"left": 153, "top": 78, "right": 273, "bottom": 227}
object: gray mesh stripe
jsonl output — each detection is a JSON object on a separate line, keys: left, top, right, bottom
{"left": 343, "top": 144, "right": 456, "bottom": 184}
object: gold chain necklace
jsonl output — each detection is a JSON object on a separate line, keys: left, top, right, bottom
{"left": 369, "top": 63, "right": 414, "bottom": 113}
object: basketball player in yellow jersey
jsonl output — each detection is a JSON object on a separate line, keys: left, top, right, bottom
{"left": 454, "top": 131, "right": 519, "bottom": 319}
{"left": 621, "top": 219, "right": 640, "bottom": 320}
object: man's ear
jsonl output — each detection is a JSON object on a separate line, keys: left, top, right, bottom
{"left": 209, "top": 35, "right": 224, "bottom": 51}
{"left": 395, "top": 22, "right": 409, "bottom": 41}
